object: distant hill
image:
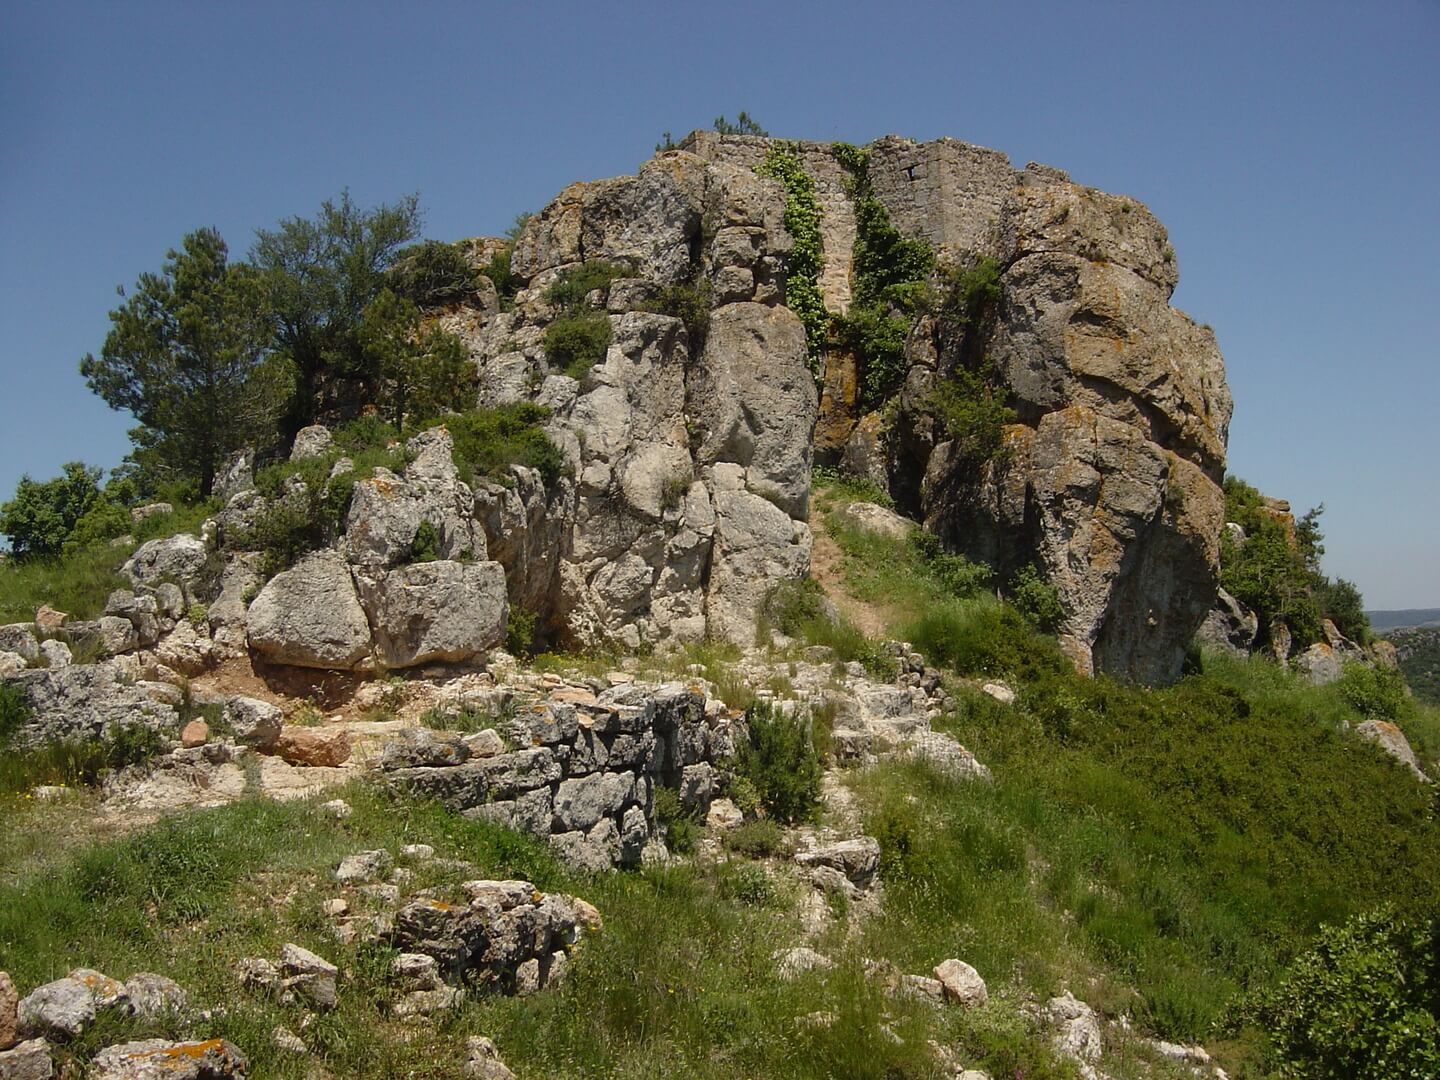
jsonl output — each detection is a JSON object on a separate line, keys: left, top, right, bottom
{"left": 1367, "top": 608, "right": 1440, "bottom": 631}
{"left": 1389, "top": 625, "right": 1440, "bottom": 706}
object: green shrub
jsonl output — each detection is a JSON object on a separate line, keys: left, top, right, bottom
{"left": 908, "top": 531, "right": 991, "bottom": 599}
{"left": 386, "top": 240, "right": 479, "bottom": 306}
{"left": 812, "top": 465, "right": 893, "bottom": 509}
{"left": 0, "top": 722, "right": 167, "bottom": 795}
{"left": 1237, "top": 908, "right": 1440, "bottom": 1079}
{"left": 925, "top": 364, "right": 1016, "bottom": 465}
{"left": 659, "top": 472, "right": 690, "bottom": 513}
{"left": 0, "top": 683, "right": 31, "bottom": 746}
{"left": 718, "top": 862, "right": 778, "bottom": 906}
{"left": 1, "top": 462, "right": 107, "bottom": 558}
{"left": 545, "top": 260, "right": 634, "bottom": 310}
{"left": 408, "top": 521, "right": 440, "bottom": 563}
{"left": 418, "top": 704, "right": 506, "bottom": 735}
{"left": 652, "top": 786, "right": 700, "bottom": 855}
{"left": 0, "top": 541, "right": 132, "bottom": 624}
{"left": 505, "top": 606, "right": 537, "bottom": 658}
{"left": 735, "top": 699, "right": 822, "bottom": 824}
{"left": 439, "top": 403, "right": 566, "bottom": 488}
{"left": 907, "top": 600, "right": 1068, "bottom": 681}
{"left": 722, "top": 818, "right": 785, "bottom": 858}
{"left": 644, "top": 278, "right": 712, "bottom": 349}
{"left": 1008, "top": 564, "right": 1065, "bottom": 631}
{"left": 713, "top": 112, "right": 767, "bottom": 136}
{"left": 542, "top": 311, "right": 613, "bottom": 379}
{"left": 1335, "top": 662, "right": 1409, "bottom": 721}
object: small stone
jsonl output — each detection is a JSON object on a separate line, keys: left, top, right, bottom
{"left": 393, "top": 986, "right": 464, "bottom": 1019}
{"left": 222, "top": 696, "right": 283, "bottom": 751}
{"left": 391, "top": 953, "right": 443, "bottom": 991}
{"left": 571, "top": 898, "right": 603, "bottom": 932}
{"left": 605, "top": 671, "right": 634, "bottom": 686}
{"left": 705, "top": 797, "right": 743, "bottom": 830}
{"left": 283, "top": 974, "right": 338, "bottom": 1011}
{"left": 514, "top": 958, "right": 541, "bottom": 996}
{"left": 179, "top": 720, "right": 209, "bottom": 748}
{"left": 121, "top": 973, "right": 187, "bottom": 1020}
{"left": 321, "top": 899, "right": 349, "bottom": 917}
{"left": 463, "top": 1036, "right": 516, "bottom": 1080}
{"left": 545, "top": 950, "right": 570, "bottom": 988}
{"left": 933, "top": 959, "right": 988, "bottom": 1008}
{"left": 17, "top": 977, "right": 96, "bottom": 1039}
{"left": 773, "top": 947, "right": 833, "bottom": 980}
{"left": 272, "top": 1026, "right": 307, "bottom": 1054}
{"left": 400, "top": 843, "right": 436, "bottom": 862}
{"left": 275, "top": 725, "right": 351, "bottom": 767}
{"left": 235, "top": 957, "right": 281, "bottom": 991}
{"left": 0, "top": 1038, "right": 53, "bottom": 1079}
{"left": 335, "top": 850, "right": 392, "bottom": 883}
{"left": 463, "top": 729, "right": 506, "bottom": 758}
{"left": 980, "top": 682, "right": 1015, "bottom": 705}
{"left": 90, "top": 1039, "right": 248, "bottom": 1080}
{"left": 320, "top": 799, "right": 352, "bottom": 819}
{"left": 279, "top": 943, "right": 338, "bottom": 978}
{"left": 390, "top": 867, "right": 414, "bottom": 885}
{"left": 359, "top": 883, "right": 401, "bottom": 905}
{"left": 33, "top": 606, "right": 67, "bottom": 631}
{"left": 38, "top": 640, "right": 70, "bottom": 668}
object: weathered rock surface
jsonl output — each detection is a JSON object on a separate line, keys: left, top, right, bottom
{"left": 355, "top": 559, "right": 507, "bottom": 668}
{"left": 121, "top": 534, "right": 213, "bottom": 602}
{"left": 90, "top": 1039, "right": 247, "bottom": 1080}
{"left": 246, "top": 551, "right": 372, "bottom": 669}
{"left": 8, "top": 663, "right": 177, "bottom": 747}
{"left": 0, "top": 1039, "right": 52, "bottom": 1080}
{"left": 0, "top": 972, "right": 17, "bottom": 1051}
{"left": 1356, "top": 719, "right": 1428, "bottom": 781}
{"left": 684, "top": 132, "right": 1232, "bottom": 685}
{"left": 933, "top": 959, "right": 988, "bottom": 1008}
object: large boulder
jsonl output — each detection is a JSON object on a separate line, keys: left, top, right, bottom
{"left": 246, "top": 550, "right": 372, "bottom": 669}
{"left": 121, "top": 534, "right": 213, "bottom": 602}
{"left": 355, "top": 560, "right": 507, "bottom": 668}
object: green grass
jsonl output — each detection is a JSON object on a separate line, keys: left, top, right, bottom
{"left": 0, "top": 783, "right": 1099, "bottom": 1079}
{"left": 0, "top": 542, "right": 132, "bottom": 623}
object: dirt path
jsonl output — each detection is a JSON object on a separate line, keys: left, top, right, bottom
{"left": 808, "top": 505, "right": 892, "bottom": 639}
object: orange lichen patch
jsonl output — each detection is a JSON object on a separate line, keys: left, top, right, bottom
{"left": 1371, "top": 721, "right": 1402, "bottom": 736}
{"left": 414, "top": 898, "right": 461, "bottom": 912}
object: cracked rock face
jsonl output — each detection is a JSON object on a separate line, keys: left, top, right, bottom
{"left": 456, "top": 151, "right": 818, "bottom": 651}
{"left": 685, "top": 132, "right": 1232, "bottom": 685}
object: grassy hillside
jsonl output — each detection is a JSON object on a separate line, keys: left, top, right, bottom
{"left": 2, "top": 482, "right": 1437, "bottom": 1078}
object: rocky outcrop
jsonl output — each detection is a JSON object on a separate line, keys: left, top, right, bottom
{"left": 453, "top": 151, "right": 817, "bottom": 651}
{"left": 8, "top": 662, "right": 178, "bottom": 747}
{"left": 682, "top": 132, "right": 1232, "bottom": 684}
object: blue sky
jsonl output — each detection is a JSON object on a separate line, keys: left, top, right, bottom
{"left": 2, "top": 1, "right": 1436, "bottom": 608}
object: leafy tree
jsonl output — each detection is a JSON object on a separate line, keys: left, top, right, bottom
{"left": 386, "top": 240, "right": 478, "bottom": 307}
{"left": 0, "top": 463, "right": 105, "bottom": 557}
{"left": 251, "top": 191, "right": 422, "bottom": 433}
{"left": 80, "top": 229, "right": 285, "bottom": 496}
{"left": 358, "top": 288, "right": 474, "bottom": 430}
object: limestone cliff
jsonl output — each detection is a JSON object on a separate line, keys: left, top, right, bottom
{"left": 679, "top": 132, "right": 1232, "bottom": 684}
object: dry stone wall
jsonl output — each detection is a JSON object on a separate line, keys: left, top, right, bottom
{"left": 380, "top": 682, "right": 731, "bottom": 871}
